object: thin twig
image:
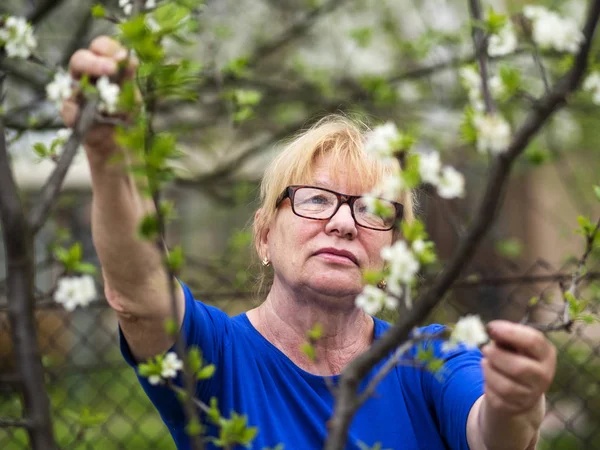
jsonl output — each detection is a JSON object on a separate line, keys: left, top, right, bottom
{"left": 355, "top": 331, "right": 444, "bottom": 408}
{"left": 468, "top": 0, "right": 496, "bottom": 114}
{"left": 141, "top": 62, "right": 204, "bottom": 449}
{"left": 27, "top": 100, "right": 98, "bottom": 233}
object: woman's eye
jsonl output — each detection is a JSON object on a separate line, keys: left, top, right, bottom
{"left": 307, "top": 195, "right": 329, "bottom": 204}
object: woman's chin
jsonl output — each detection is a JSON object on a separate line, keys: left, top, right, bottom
{"left": 307, "top": 275, "right": 362, "bottom": 298}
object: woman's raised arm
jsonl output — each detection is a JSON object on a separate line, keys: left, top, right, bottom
{"left": 62, "top": 36, "right": 184, "bottom": 361}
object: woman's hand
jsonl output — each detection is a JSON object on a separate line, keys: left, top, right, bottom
{"left": 481, "top": 320, "right": 557, "bottom": 415}
{"left": 62, "top": 36, "right": 136, "bottom": 158}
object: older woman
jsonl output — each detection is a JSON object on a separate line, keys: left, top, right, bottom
{"left": 64, "top": 37, "right": 557, "bottom": 450}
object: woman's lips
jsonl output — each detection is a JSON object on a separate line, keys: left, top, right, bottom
{"left": 314, "top": 249, "right": 358, "bottom": 266}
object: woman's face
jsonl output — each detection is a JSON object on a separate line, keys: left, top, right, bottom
{"left": 261, "top": 154, "right": 394, "bottom": 307}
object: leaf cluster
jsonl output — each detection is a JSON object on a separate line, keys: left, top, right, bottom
{"left": 206, "top": 398, "right": 258, "bottom": 448}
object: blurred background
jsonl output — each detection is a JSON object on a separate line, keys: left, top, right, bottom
{"left": 1, "top": 0, "right": 600, "bottom": 448}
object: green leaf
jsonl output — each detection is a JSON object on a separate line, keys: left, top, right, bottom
{"left": 594, "top": 185, "right": 600, "bottom": 202}
{"left": 307, "top": 323, "right": 323, "bottom": 341}
{"left": 498, "top": 65, "right": 522, "bottom": 99}
{"left": 53, "top": 247, "right": 70, "bottom": 264}
{"left": 300, "top": 342, "right": 316, "bottom": 362}
{"left": 525, "top": 146, "right": 549, "bottom": 166}
{"left": 79, "top": 408, "right": 107, "bottom": 427}
{"left": 138, "top": 213, "right": 159, "bottom": 240}
{"left": 485, "top": 8, "right": 507, "bottom": 34}
{"left": 349, "top": 27, "right": 373, "bottom": 48}
{"left": 185, "top": 417, "right": 203, "bottom": 436}
{"left": 69, "top": 242, "right": 83, "bottom": 262}
{"left": 401, "top": 219, "right": 427, "bottom": 243}
{"left": 233, "top": 107, "right": 254, "bottom": 123}
{"left": 495, "top": 238, "right": 523, "bottom": 260}
{"left": 362, "top": 269, "right": 384, "bottom": 286}
{"left": 91, "top": 4, "right": 105, "bottom": 18}
{"left": 460, "top": 106, "right": 477, "bottom": 145}
{"left": 74, "top": 262, "right": 97, "bottom": 275}
{"left": 197, "top": 364, "right": 216, "bottom": 380}
{"left": 233, "top": 89, "right": 262, "bottom": 106}
{"left": 33, "top": 142, "right": 49, "bottom": 158}
{"left": 426, "top": 358, "right": 444, "bottom": 373}
{"left": 359, "top": 76, "right": 397, "bottom": 105}
{"left": 223, "top": 57, "right": 250, "bottom": 79}
{"left": 167, "top": 245, "right": 184, "bottom": 273}
{"left": 164, "top": 317, "right": 178, "bottom": 336}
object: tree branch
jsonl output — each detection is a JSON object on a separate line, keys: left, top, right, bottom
{"left": 27, "top": 99, "right": 97, "bottom": 233}
{"left": 324, "top": 2, "right": 600, "bottom": 448}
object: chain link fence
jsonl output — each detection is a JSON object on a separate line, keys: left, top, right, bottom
{"left": 1, "top": 256, "right": 599, "bottom": 449}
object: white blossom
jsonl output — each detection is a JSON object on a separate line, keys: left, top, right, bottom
{"left": 525, "top": 5, "right": 584, "bottom": 54}
{"left": 366, "top": 173, "right": 405, "bottom": 211}
{"left": 381, "top": 241, "right": 420, "bottom": 286}
{"left": 54, "top": 275, "right": 97, "bottom": 311}
{"left": 412, "top": 239, "right": 426, "bottom": 255}
{"left": 161, "top": 352, "right": 183, "bottom": 379}
{"left": 488, "top": 22, "right": 518, "bottom": 57}
{"left": 444, "top": 315, "right": 488, "bottom": 351}
{"left": 383, "top": 295, "right": 399, "bottom": 310}
{"left": 364, "top": 122, "right": 401, "bottom": 159}
{"left": 355, "top": 285, "right": 398, "bottom": 315}
{"left": 437, "top": 166, "right": 465, "bottom": 199}
{"left": 46, "top": 72, "right": 73, "bottom": 110}
{"left": 145, "top": 0, "right": 157, "bottom": 8}
{"left": 583, "top": 72, "right": 600, "bottom": 104}
{"left": 0, "top": 16, "right": 37, "bottom": 59}
{"left": 523, "top": 6, "right": 548, "bottom": 20}
{"left": 397, "top": 82, "right": 421, "bottom": 103}
{"left": 355, "top": 285, "right": 385, "bottom": 315}
{"left": 460, "top": 66, "right": 505, "bottom": 110}
{"left": 378, "top": 174, "right": 404, "bottom": 200}
{"left": 418, "top": 151, "right": 441, "bottom": 186}
{"left": 148, "top": 375, "right": 162, "bottom": 385}
{"left": 119, "top": 0, "right": 132, "bottom": 15}
{"left": 474, "top": 114, "right": 511, "bottom": 154}
{"left": 96, "top": 76, "right": 121, "bottom": 114}
{"left": 488, "top": 75, "right": 506, "bottom": 99}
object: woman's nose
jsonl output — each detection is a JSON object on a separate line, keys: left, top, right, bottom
{"left": 325, "top": 204, "right": 358, "bottom": 239}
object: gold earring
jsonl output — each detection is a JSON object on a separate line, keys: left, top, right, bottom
{"left": 377, "top": 279, "right": 387, "bottom": 290}
{"left": 261, "top": 257, "right": 271, "bottom": 267}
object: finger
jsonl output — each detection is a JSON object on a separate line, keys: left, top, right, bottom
{"left": 69, "top": 49, "right": 118, "bottom": 79}
{"left": 487, "top": 320, "right": 551, "bottom": 361}
{"left": 481, "top": 343, "right": 547, "bottom": 389}
{"left": 89, "top": 36, "right": 128, "bottom": 61}
{"left": 482, "top": 359, "right": 537, "bottom": 413}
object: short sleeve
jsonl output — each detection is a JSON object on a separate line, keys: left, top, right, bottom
{"left": 119, "top": 281, "right": 232, "bottom": 424}
{"left": 422, "top": 337, "right": 485, "bottom": 450}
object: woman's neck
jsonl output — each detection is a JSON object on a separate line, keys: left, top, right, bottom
{"left": 246, "top": 280, "right": 374, "bottom": 376}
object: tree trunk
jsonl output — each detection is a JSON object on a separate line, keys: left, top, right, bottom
{"left": 0, "top": 118, "right": 56, "bottom": 449}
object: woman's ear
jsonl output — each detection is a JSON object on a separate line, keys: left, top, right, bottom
{"left": 253, "top": 208, "right": 269, "bottom": 259}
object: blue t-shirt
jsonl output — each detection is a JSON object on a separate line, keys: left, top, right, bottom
{"left": 120, "top": 283, "right": 484, "bottom": 450}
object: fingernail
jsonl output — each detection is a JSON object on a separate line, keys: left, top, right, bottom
{"left": 115, "top": 49, "right": 128, "bottom": 61}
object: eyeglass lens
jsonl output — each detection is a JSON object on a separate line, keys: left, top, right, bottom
{"left": 292, "top": 187, "right": 395, "bottom": 230}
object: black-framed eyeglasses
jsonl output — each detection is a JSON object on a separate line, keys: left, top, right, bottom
{"left": 275, "top": 185, "right": 404, "bottom": 231}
